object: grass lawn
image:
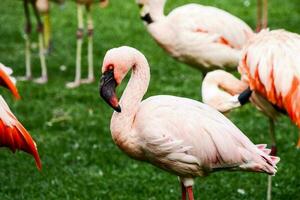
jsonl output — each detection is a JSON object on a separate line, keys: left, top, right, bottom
{"left": 0, "top": 0, "right": 299, "bottom": 199}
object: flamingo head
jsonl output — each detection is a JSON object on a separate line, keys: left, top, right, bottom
{"left": 99, "top": 46, "right": 139, "bottom": 113}
{"left": 0, "top": 63, "right": 20, "bottom": 99}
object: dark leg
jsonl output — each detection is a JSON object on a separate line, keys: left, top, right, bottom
{"left": 31, "top": 0, "right": 48, "bottom": 84}
{"left": 256, "top": 0, "right": 262, "bottom": 32}
{"left": 297, "top": 129, "right": 300, "bottom": 149}
{"left": 262, "top": 0, "right": 268, "bottom": 29}
{"left": 181, "top": 182, "right": 187, "bottom": 200}
{"left": 20, "top": 0, "right": 33, "bottom": 81}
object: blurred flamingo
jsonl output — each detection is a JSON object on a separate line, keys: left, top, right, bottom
{"left": 136, "top": 0, "right": 254, "bottom": 75}
{"left": 0, "top": 63, "right": 41, "bottom": 169}
{"left": 99, "top": 46, "right": 279, "bottom": 200}
{"left": 66, "top": 0, "right": 109, "bottom": 88}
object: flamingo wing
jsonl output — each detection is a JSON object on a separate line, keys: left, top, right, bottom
{"left": 135, "top": 95, "right": 278, "bottom": 176}
{"left": 0, "top": 95, "right": 41, "bottom": 169}
{"left": 168, "top": 4, "right": 254, "bottom": 49}
{"left": 239, "top": 29, "right": 300, "bottom": 127}
{"left": 0, "top": 63, "right": 20, "bottom": 99}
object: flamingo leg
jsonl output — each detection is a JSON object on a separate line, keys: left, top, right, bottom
{"left": 297, "top": 129, "right": 300, "bottom": 149}
{"left": 20, "top": 0, "right": 32, "bottom": 81}
{"left": 67, "top": 4, "right": 84, "bottom": 88}
{"left": 267, "top": 118, "right": 276, "bottom": 200}
{"left": 262, "top": 0, "right": 268, "bottom": 29}
{"left": 181, "top": 182, "right": 187, "bottom": 200}
{"left": 81, "top": 4, "right": 94, "bottom": 84}
{"left": 256, "top": 0, "right": 262, "bottom": 32}
{"left": 186, "top": 186, "right": 195, "bottom": 200}
{"left": 42, "top": 12, "right": 52, "bottom": 54}
{"left": 31, "top": 0, "right": 48, "bottom": 84}
{"left": 268, "top": 118, "right": 277, "bottom": 155}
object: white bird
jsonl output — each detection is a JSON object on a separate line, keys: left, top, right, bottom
{"left": 99, "top": 46, "right": 279, "bottom": 200}
{"left": 136, "top": 0, "right": 254, "bottom": 74}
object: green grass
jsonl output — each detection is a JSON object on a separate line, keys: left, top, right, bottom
{"left": 0, "top": 0, "right": 299, "bottom": 199}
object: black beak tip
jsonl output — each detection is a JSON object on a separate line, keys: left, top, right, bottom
{"left": 114, "top": 105, "right": 121, "bottom": 113}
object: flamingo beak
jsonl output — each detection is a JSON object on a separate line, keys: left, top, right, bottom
{"left": 99, "top": 69, "right": 121, "bottom": 113}
{"left": 237, "top": 87, "right": 252, "bottom": 105}
{"left": 0, "top": 68, "right": 20, "bottom": 99}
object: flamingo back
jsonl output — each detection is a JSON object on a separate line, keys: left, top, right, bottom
{"left": 239, "top": 29, "right": 300, "bottom": 127}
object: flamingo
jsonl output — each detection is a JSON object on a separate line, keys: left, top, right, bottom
{"left": 66, "top": 0, "right": 109, "bottom": 88}
{"left": 203, "top": 29, "right": 300, "bottom": 151}
{"left": 99, "top": 46, "right": 279, "bottom": 200}
{"left": 202, "top": 29, "right": 300, "bottom": 200}
{"left": 0, "top": 63, "right": 41, "bottom": 170}
{"left": 136, "top": 0, "right": 254, "bottom": 74}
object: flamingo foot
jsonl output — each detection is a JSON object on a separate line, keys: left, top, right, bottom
{"left": 34, "top": 76, "right": 48, "bottom": 84}
{"left": 80, "top": 77, "right": 94, "bottom": 84}
{"left": 18, "top": 76, "right": 32, "bottom": 81}
{"left": 270, "top": 145, "right": 277, "bottom": 156}
{"left": 66, "top": 81, "right": 80, "bottom": 89}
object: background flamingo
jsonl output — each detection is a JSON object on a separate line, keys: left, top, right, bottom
{"left": 99, "top": 46, "right": 279, "bottom": 200}
{"left": 0, "top": 63, "right": 41, "bottom": 170}
{"left": 66, "top": 0, "right": 109, "bottom": 88}
{"left": 136, "top": 0, "right": 254, "bottom": 75}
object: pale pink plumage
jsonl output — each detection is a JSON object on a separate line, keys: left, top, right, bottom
{"left": 138, "top": 0, "right": 254, "bottom": 72}
{"left": 100, "top": 46, "right": 279, "bottom": 199}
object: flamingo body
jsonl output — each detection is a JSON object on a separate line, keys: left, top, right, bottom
{"left": 138, "top": 0, "right": 254, "bottom": 72}
{"left": 131, "top": 95, "right": 277, "bottom": 176}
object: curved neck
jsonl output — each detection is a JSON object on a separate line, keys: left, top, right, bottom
{"left": 202, "top": 70, "right": 248, "bottom": 112}
{"left": 142, "top": 0, "right": 166, "bottom": 22}
{"left": 111, "top": 53, "right": 150, "bottom": 135}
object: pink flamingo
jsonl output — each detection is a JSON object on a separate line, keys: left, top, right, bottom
{"left": 136, "top": 0, "right": 254, "bottom": 74}
{"left": 0, "top": 63, "right": 41, "bottom": 170}
{"left": 99, "top": 46, "right": 279, "bottom": 200}
{"left": 202, "top": 29, "right": 300, "bottom": 200}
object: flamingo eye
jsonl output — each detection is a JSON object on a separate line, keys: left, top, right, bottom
{"left": 108, "top": 64, "right": 114, "bottom": 70}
